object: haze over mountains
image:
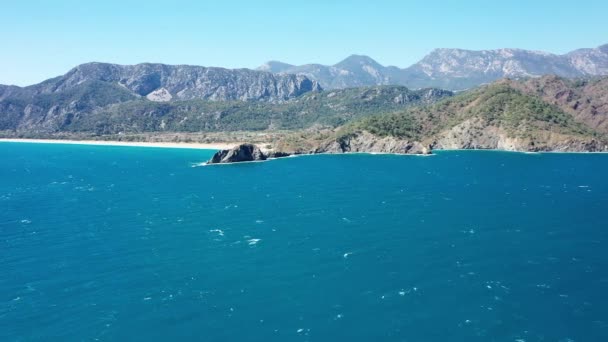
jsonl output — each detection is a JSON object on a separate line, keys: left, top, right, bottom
{"left": 258, "top": 44, "right": 608, "bottom": 90}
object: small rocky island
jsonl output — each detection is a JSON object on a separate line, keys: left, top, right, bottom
{"left": 208, "top": 144, "right": 268, "bottom": 164}
{"left": 207, "top": 144, "right": 293, "bottom": 164}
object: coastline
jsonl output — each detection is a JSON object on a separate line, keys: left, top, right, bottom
{"left": 203, "top": 147, "right": 608, "bottom": 165}
{"left": 3, "top": 138, "right": 607, "bottom": 157}
{"left": 0, "top": 138, "right": 239, "bottom": 150}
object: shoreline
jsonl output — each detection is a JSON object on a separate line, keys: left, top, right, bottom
{"left": 0, "top": 138, "right": 239, "bottom": 150}
{"left": 2, "top": 138, "right": 607, "bottom": 156}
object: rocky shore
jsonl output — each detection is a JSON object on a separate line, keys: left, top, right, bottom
{"left": 207, "top": 129, "right": 608, "bottom": 164}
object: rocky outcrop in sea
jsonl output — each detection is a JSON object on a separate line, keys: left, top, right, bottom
{"left": 208, "top": 144, "right": 268, "bottom": 164}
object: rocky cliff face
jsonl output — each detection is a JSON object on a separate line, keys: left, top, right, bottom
{"left": 315, "top": 131, "right": 430, "bottom": 154}
{"left": 259, "top": 44, "right": 608, "bottom": 90}
{"left": 428, "top": 118, "right": 608, "bottom": 152}
{"left": 33, "top": 62, "right": 321, "bottom": 102}
{"left": 279, "top": 122, "right": 608, "bottom": 158}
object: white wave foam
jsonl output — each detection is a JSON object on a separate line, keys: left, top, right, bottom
{"left": 247, "top": 238, "right": 261, "bottom": 245}
{"left": 209, "top": 229, "right": 225, "bottom": 236}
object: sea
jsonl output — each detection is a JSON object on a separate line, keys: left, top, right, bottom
{"left": 1, "top": 142, "right": 608, "bottom": 341}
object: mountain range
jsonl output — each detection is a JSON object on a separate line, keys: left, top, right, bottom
{"left": 2, "top": 43, "right": 608, "bottom": 154}
{"left": 0, "top": 63, "right": 321, "bottom": 103}
{"left": 258, "top": 44, "right": 608, "bottom": 90}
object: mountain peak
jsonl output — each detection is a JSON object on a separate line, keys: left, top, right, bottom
{"left": 256, "top": 61, "right": 295, "bottom": 73}
{"left": 334, "top": 54, "right": 380, "bottom": 68}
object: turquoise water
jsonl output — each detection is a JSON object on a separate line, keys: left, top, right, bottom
{"left": 1, "top": 143, "right": 608, "bottom": 341}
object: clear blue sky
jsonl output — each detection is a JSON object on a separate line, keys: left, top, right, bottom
{"left": 2, "top": 0, "right": 607, "bottom": 86}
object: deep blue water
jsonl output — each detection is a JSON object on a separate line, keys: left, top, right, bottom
{"left": 1, "top": 143, "right": 608, "bottom": 341}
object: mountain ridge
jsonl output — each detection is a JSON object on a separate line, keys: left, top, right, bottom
{"left": 4, "top": 43, "right": 607, "bottom": 92}
{"left": 1, "top": 62, "right": 322, "bottom": 103}
{"left": 257, "top": 44, "right": 608, "bottom": 90}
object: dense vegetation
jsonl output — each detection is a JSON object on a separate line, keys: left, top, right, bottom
{"left": 349, "top": 83, "right": 595, "bottom": 140}
{"left": 0, "top": 85, "right": 451, "bottom": 135}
